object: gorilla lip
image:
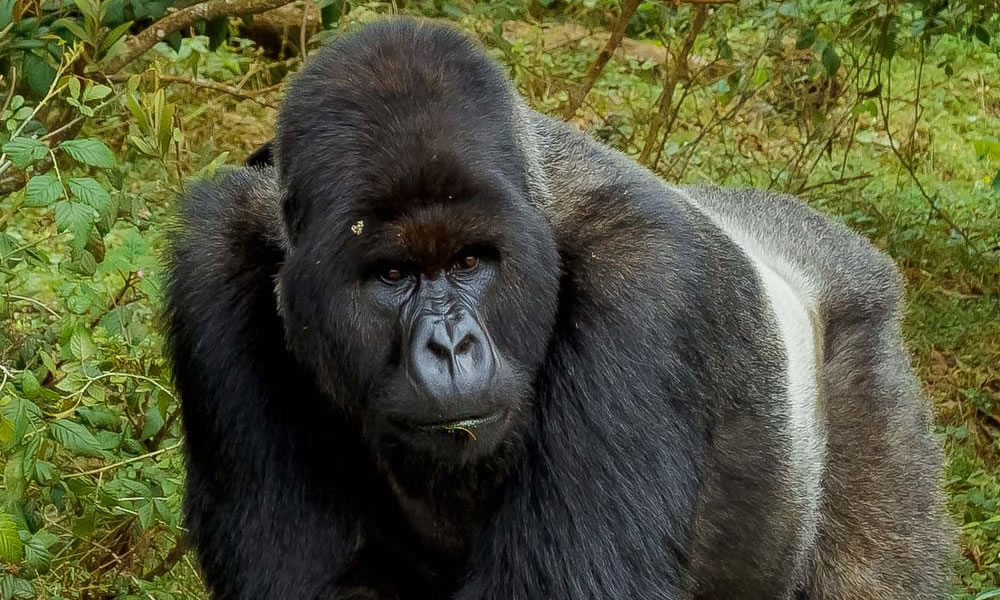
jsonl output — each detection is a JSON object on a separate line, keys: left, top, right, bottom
{"left": 417, "top": 409, "right": 508, "bottom": 433}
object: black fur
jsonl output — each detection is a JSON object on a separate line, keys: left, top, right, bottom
{"left": 165, "top": 18, "right": 954, "bottom": 600}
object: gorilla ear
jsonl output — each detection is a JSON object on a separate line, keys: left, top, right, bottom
{"left": 246, "top": 141, "right": 274, "bottom": 168}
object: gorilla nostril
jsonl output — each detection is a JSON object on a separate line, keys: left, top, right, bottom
{"left": 427, "top": 339, "right": 452, "bottom": 361}
{"left": 454, "top": 334, "right": 475, "bottom": 356}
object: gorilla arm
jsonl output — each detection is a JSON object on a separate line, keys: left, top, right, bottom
{"left": 166, "top": 168, "right": 425, "bottom": 600}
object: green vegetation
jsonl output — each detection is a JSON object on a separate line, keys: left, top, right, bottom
{"left": 1, "top": 0, "right": 998, "bottom": 597}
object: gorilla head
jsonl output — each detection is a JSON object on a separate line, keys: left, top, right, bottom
{"left": 271, "top": 21, "right": 560, "bottom": 464}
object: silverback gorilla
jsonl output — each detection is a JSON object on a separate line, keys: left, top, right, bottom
{"left": 165, "top": 17, "right": 955, "bottom": 600}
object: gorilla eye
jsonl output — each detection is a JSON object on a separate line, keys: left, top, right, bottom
{"left": 380, "top": 268, "right": 404, "bottom": 284}
{"left": 453, "top": 255, "right": 479, "bottom": 271}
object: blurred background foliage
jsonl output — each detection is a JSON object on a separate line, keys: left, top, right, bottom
{"left": 0, "top": 0, "right": 998, "bottom": 597}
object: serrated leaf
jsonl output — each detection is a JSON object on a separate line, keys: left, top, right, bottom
{"left": 0, "top": 575, "right": 34, "bottom": 599}
{"left": 0, "top": 417, "right": 14, "bottom": 445}
{"left": 24, "top": 174, "right": 63, "bottom": 207}
{"left": 821, "top": 44, "right": 841, "bottom": 76}
{"left": 67, "top": 248, "right": 98, "bottom": 276}
{"left": 23, "top": 529, "right": 57, "bottom": 570}
{"left": 77, "top": 406, "right": 120, "bottom": 430}
{"left": 19, "top": 370, "right": 41, "bottom": 399}
{"left": 68, "top": 77, "right": 81, "bottom": 101}
{"left": 54, "top": 200, "right": 95, "bottom": 248}
{"left": 49, "top": 419, "right": 103, "bottom": 458}
{"left": 0, "top": 397, "right": 41, "bottom": 449}
{"left": 4, "top": 457, "right": 25, "bottom": 502}
{"left": 0, "top": 512, "right": 24, "bottom": 563}
{"left": 2, "top": 137, "right": 48, "bottom": 168}
{"left": 34, "top": 460, "right": 55, "bottom": 484}
{"left": 67, "top": 177, "right": 110, "bottom": 212}
{"left": 59, "top": 138, "right": 115, "bottom": 168}
{"left": 69, "top": 329, "right": 97, "bottom": 361}
{"left": 84, "top": 84, "right": 112, "bottom": 103}
{"left": 137, "top": 501, "right": 154, "bottom": 529}
{"left": 140, "top": 403, "right": 164, "bottom": 441}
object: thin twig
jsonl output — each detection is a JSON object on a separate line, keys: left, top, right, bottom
{"left": 638, "top": 5, "right": 708, "bottom": 165}
{"left": 6, "top": 294, "right": 62, "bottom": 317}
{"left": 109, "top": 73, "right": 280, "bottom": 108}
{"left": 562, "top": 0, "right": 641, "bottom": 120}
{"left": 64, "top": 441, "right": 183, "bottom": 479}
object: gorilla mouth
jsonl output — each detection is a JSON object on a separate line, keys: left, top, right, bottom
{"left": 414, "top": 409, "right": 509, "bottom": 436}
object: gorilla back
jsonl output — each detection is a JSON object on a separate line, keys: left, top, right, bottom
{"left": 165, "top": 18, "right": 955, "bottom": 600}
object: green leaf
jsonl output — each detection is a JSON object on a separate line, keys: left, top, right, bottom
{"left": 54, "top": 200, "right": 95, "bottom": 248}
{"left": 0, "top": 397, "right": 42, "bottom": 446}
{"left": 49, "top": 419, "right": 104, "bottom": 458}
{"left": 992, "top": 168, "right": 1000, "bottom": 195}
{"left": 22, "top": 52, "right": 56, "bottom": 98}
{"left": 0, "top": 417, "right": 13, "bottom": 445}
{"left": 69, "top": 329, "right": 97, "bottom": 361}
{"left": 3, "top": 457, "right": 25, "bottom": 502}
{"left": 442, "top": 3, "right": 465, "bottom": 18}
{"left": 2, "top": 137, "right": 48, "bottom": 168}
{"left": 796, "top": 27, "right": 817, "bottom": 50}
{"left": 19, "top": 370, "right": 41, "bottom": 399}
{"left": 71, "top": 0, "right": 98, "bottom": 23}
{"left": 974, "top": 590, "right": 1000, "bottom": 600}
{"left": 320, "top": 0, "right": 343, "bottom": 27}
{"left": 140, "top": 403, "right": 164, "bottom": 441}
{"left": 821, "top": 44, "right": 840, "bottom": 76}
{"left": 24, "top": 174, "right": 63, "bottom": 207}
{"left": 68, "top": 77, "right": 81, "bottom": 101}
{"left": 67, "top": 177, "right": 111, "bottom": 212}
{"left": 59, "top": 138, "right": 115, "bottom": 168}
{"left": 101, "top": 21, "right": 134, "bottom": 54}
{"left": 11, "top": 95, "right": 24, "bottom": 110}
{"left": 0, "top": 512, "right": 24, "bottom": 563}
{"left": 137, "top": 500, "right": 155, "bottom": 530}
{"left": 84, "top": 84, "right": 112, "bottom": 102}
{"left": 52, "top": 17, "right": 90, "bottom": 41}
{"left": 0, "top": 576, "right": 34, "bottom": 600}
{"left": 23, "top": 529, "right": 57, "bottom": 570}
{"left": 205, "top": 16, "right": 229, "bottom": 51}
{"left": 77, "top": 406, "right": 120, "bottom": 430}
{"left": 973, "top": 24, "right": 991, "bottom": 46}
{"left": 716, "top": 38, "right": 732, "bottom": 60}
{"left": 68, "top": 248, "right": 98, "bottom": 276}
{"left": 0, "top": 0, "right": 13, "bottom": 28}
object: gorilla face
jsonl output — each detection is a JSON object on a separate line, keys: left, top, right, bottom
{"left": 278, "top": 163, "right": 559, "bottom": 463}
{"left": 276, "top": 153, "right": 560, "bottom": 466}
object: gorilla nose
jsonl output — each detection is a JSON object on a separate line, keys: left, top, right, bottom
{"left": 411, "top": 314, "right": 495, "bottom": 405}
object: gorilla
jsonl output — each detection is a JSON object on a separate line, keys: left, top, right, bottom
{"left": 165, "top": 18, "right": 955, "bottom": 600}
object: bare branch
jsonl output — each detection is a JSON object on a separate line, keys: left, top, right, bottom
{"left": 562, "top": 0, "right": 641, "bottom": 120}
{"left": 638, "top": 5, "right": 708, "bottom": 165}
{"left": 101, "top": 0, "right": 294, "bottom": 75}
